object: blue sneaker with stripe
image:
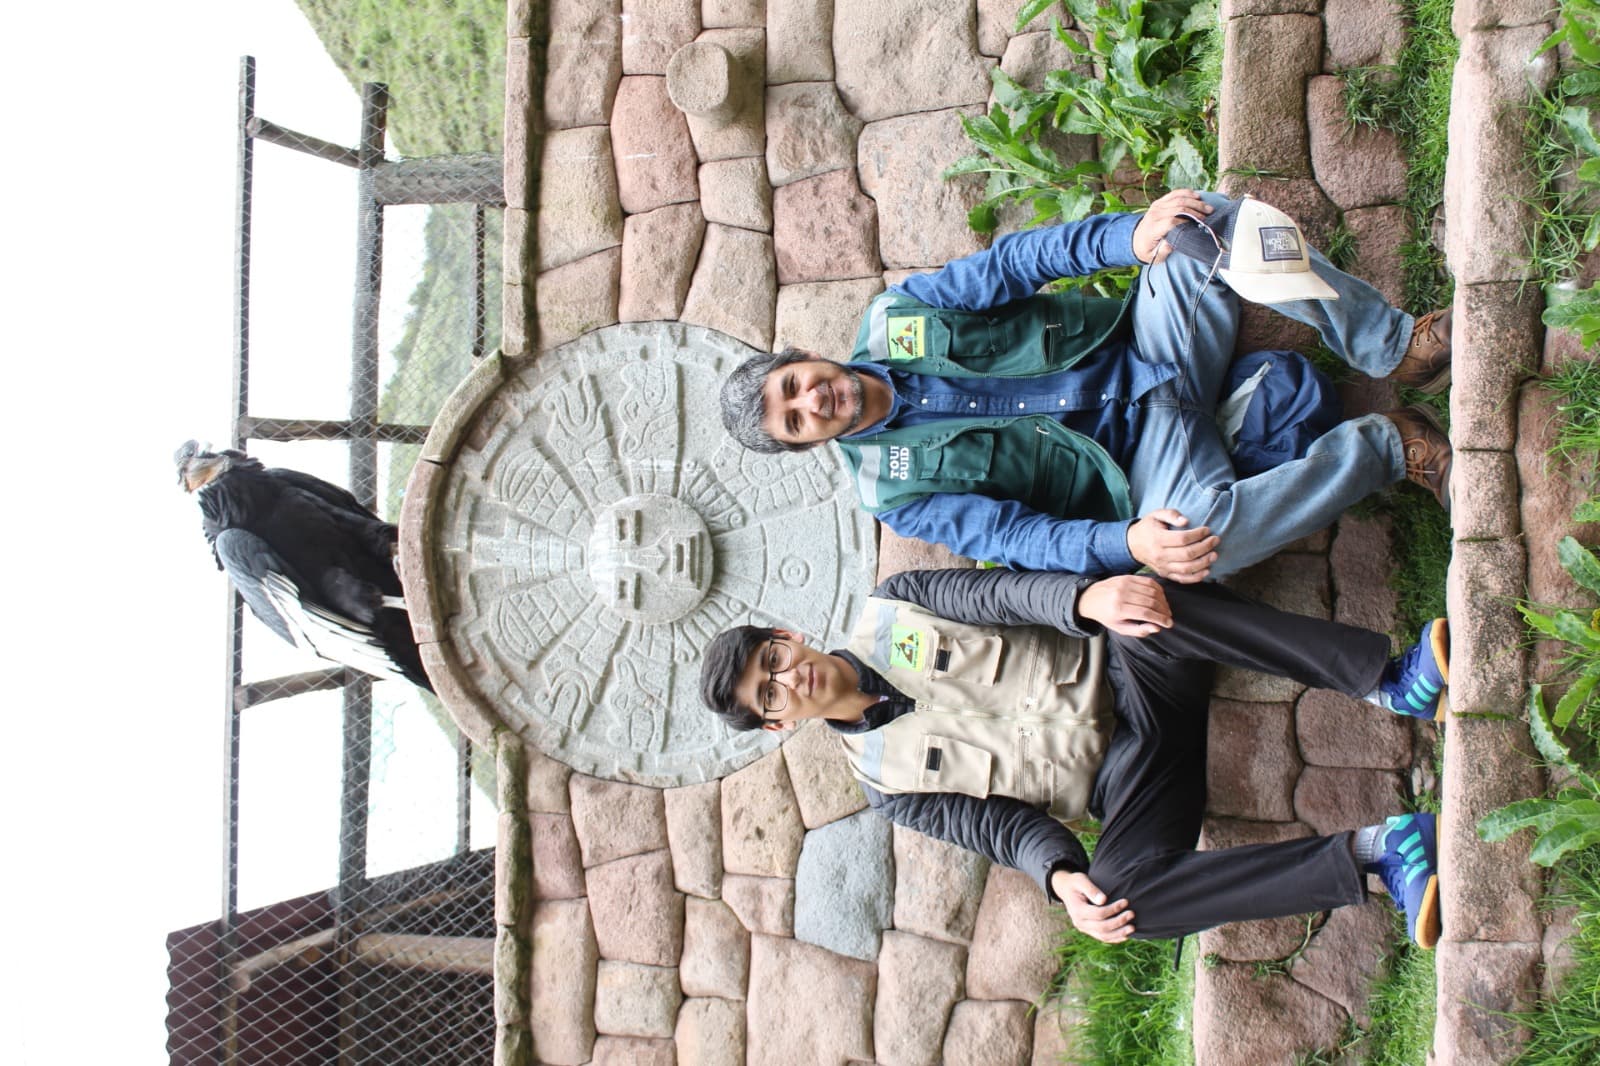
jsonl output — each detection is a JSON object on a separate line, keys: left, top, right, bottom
{"left": 1369, "top": 813, "right": 1441, "bottom": 949}
{"left": 1379, "top": 618, "right": 1450, "bottom": 720}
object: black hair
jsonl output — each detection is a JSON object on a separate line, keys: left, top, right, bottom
{"left": 699, "top": 624, "right": 778, "bottom": 731}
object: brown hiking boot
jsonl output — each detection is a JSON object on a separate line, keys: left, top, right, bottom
{"left": 1392, "top": 307, "right": 1453, "bottom": 393}
{"left": 1388, "top": 405, "right": 1453, "bottom": 512}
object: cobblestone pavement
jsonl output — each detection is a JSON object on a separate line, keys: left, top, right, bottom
{"left": 458, "top": 0, "right": 1567, "bottom": 1062}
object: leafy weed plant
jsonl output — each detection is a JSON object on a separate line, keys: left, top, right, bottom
{"left": 1524, "top": 0, "right": 1600, "bottom": 348}
{"left": 947, "top": 0, "right": 1220, "bottom": 237}
{"left": 1479, "top": 687, "right": 1600, "bottom": 862}
{"left": 1518, "top": 535, "right": 1600, "bottom": 733}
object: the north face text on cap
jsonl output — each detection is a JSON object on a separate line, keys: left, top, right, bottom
{"left": 1258, "top": 226, "right": 1303, "bottom": 262}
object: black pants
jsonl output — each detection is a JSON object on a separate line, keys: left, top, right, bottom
{"left": 1085, "top": 581, "right": 1391, "bottom": 940}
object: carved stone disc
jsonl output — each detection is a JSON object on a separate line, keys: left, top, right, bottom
{"left": 422, "top": 323, "right": 878, "bottom": 786}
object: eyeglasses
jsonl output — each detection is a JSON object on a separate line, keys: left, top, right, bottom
{"left": 757, "top": 638, "right": 794, "bottom": 718}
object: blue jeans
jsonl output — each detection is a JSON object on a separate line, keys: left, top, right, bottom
{"left": 1124, "top": 193, "right": 1411, "bottom": 576}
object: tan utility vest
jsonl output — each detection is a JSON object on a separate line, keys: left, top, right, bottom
{"left": 840, "top": 597, "right": 1115, "bottom": 822}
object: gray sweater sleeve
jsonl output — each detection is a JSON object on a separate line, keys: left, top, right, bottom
{"left": 867, "top": 786, "right": 1090, "bottom": 891}
{"left": 872, "top": 568, "right": 1101, "bottom": 637}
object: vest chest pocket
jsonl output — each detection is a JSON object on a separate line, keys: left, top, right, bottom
{"left": 929, "top": 631, "right": 1003, "bottom": 684}
{"left": 919, "top": 736, "right": 992, "bottom": 797}
{"left": 917, "top": 432, "right": 995, "bottom": 482}
{"left": 1050, "top": 635, "right": 1084, "bottom": 686}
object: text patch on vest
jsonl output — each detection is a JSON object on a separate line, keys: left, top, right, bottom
{"left": 885, "top": 315, "right": 926, "bottom": 360}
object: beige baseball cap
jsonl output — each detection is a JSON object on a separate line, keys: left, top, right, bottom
{"left": 1164, "top": 195, "right": 1339, "bottom": 304}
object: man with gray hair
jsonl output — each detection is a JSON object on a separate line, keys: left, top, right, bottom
{"left": 719, "top": 190, "right": 1453, "bottom": 582}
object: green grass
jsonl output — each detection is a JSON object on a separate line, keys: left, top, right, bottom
{"left": 1337, "top": 0, "right": 1458, "bottom": 313}
{"left": 1044, "top": 934, "right": 1195, "bottom": 1065}
{"left": 294, "top": 0, "right": 505, "bottom": 157}
{"left": 1544, "top": 359, "right": 1600, "bottom": 463}
{"left": 1513, "top": 845, "right": 1600, "bottom": 1064}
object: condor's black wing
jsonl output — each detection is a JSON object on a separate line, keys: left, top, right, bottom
{"left": 215, "top": 528, "right": 424, "bottom": 688}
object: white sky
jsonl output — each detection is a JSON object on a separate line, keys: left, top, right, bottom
{"left": 0, "top": 3, "right": 473, "bottom": 1061}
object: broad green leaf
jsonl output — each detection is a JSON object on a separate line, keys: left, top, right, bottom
{"left": 943, "top": 154, "right": 996, "bottom": 179}
{"left": 1477, "top": 797, "right": 1563, "bottom": 840}
{"left": 1527, "top": 686, "right": 1595, "bottom": 793}
{"left": 1014, "top": 0, "right": 1061, "bottom": 32}
{"left": 1528, "top": 815, "right": 1600, "bottom": 865}
{"left": 1542, "top": 292, "right": 1600, "bottom": 347}
{"left": 1558, "top": 535, "right": 1600, "bottom": 596}
{"left": 1578, "top": 157, "right": 1600, "bottom": 184}
{"left": 1163, "top": 132, "right": 1209, "bottom": 191}
{"left": 1059, "top": 186, "right": 1096, "bottom": 222}
{"left": 1559, "top": 106, "right": 1600, "bottom": 159}
{"left": 1054, "top": 21, "right": 1091, "bottom": 55}
{"left": 1564, "top": 69, "right": 1600, "bottom": 98}
{"left": 967, "top": 201, "right": 999, "bottom": 235}
{"left": 1554, "top": 666, "right": 1600, "bottom": 729}
{"left": 1575, "top": 498, "right": 1600, "bottom": 524}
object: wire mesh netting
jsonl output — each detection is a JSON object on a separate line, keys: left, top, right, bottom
{"left": 167, "top": 3, "right": 508, "bottom": 1060}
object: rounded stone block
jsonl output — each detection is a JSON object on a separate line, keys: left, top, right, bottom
{"left": 1325, "top": 0, "right": 1406, "bottom": 68}
{"left": 1296, "top": 689, "right": 1413, "bottom": 771}
{"left": 570, "top": 775, "right": 669, "bottom": 867}
{"left": 1289, "top": 900, "right": 1395, "bottom": 1023}
{"left": 664, "top": 779, "right": 723, "bottom": 899}
{"left": 721, "top": 873, "right": 796, "bottom": 936}
{"left": 766, "top": 81, "right": 863, "bottom": 187}
{"left": 610, "top": 76, "right": 700, "bottom": 214}
{"left": 767, "top": 0, "right": 835, "bottom": 83}
{"left": 667, "top": 41, "right": 741, "bottom": 122}
{"left": 794, "top": 810, "right": 895, "bottom": 960}
{"left": 621, "top": 0, "right": 700, "bottom": 75}
{"left": 720, "top": 747, "right": 806, "bottom": 876}
{"left": 1330, "top": 513, "right": 1399, "bottom": 639}
{"left": 592, "top": 1035, "right": 676, "bottom": 1065}
{"left": 536, "top": 247, "right": 622, "bottom": 349}
{"left": 1451, "top": 282, "right": 1541, "bottom": 451}
{"left": 538, "top": 127, "right": 625, "bottom": 271}
{"left": 774, "top": 279, "right": 885, "bottom": 361}
{"left": 892, "top": 823, "right": 989, "bottom": 943}
{"left": 1307, "top": 76, "right": 1407, "bottom": 210}
{"left": 747, "top": 935, "right": 877, "bottom": 1065}
{"left": 1218, "top": 14, "right": 1322, "bottom": 178}
{"left": 874, "top": 930, "right": 966, "bottom": 1066}
{"left": 1342, "top": 205, "right": 1408, "bottom": 309}
{"left": 773, "top": 168, "right": 881, "bottom": 283}
{"left": 676, "top": 996, "right": 746, "bottom": 1066}
{"left": 965, "top": 865, "right": 1064, "bottom": 1002}
{"left": 700, "top": 156, "right": 773, "bottom": 231}
{"left": 941, "top": 999, "right": 1033, "bottom": 1066}
{"left": 587, "top": 849, "right": 685, "bottom": 965}
{"left": 1205, "top": 698, "right": 1301, "bottom": 821}
{"left": 781, "top": 719, "right": 868, "bottom": 828}
{"left": 529, "top": 900, "right": 599, "bottom": 1064}
{"left": 545, "top": 0, "right": 624, "bottom": 129}
{"left": 1292, "top": 766, "right": 1407, "bottom": 836}
{"left": 680, "top": 224, "right": 778, "bottom": 351}
{"left": 833, "top": 0, "right": 990, "bottom": 122}
{"left": 531, "top": 812, "right": 587, "bottom": 900}
{"left": 680, "top": 897, "right": 750, "bottom": 998}
{"left": 858, "top": 108, "right": 991, "bottom": 270}
{"left": 594, "top": 961, "right": 683, "bottom": 1039}
{"left": 1193, "top": 961, "right": 1347, "bottom": 1064}
{"left": 619, "top": 201, "right": 707, "bottom": 322}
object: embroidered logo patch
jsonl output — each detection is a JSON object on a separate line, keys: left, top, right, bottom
{"left": 889, "top": 625, "right": 926, "bottom": 671}
{"left": 885, "top": 315, "right": 926, "bottom": 360}
{"left": 886, "top": 445, "right": 911, "bottom": 481}
{"left": 1257, "top": 226, "right": 1303, "bottom": 262}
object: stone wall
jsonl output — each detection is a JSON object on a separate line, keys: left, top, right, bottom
{"left": 489, "top": 0, "right": 1573, "bottom": 1063}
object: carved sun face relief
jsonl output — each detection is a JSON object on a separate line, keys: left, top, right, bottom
{"left": 425, "top": 323, "right": 878, "bottom": 786}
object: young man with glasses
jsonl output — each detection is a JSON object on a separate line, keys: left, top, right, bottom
{"left": 718, "top": 191, "right": 1453, "bottom": 582}
{"left": 699, "top": 566, "right": 1448, "bottom": 947}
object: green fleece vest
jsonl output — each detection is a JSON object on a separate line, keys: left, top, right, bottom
{"left": 838, "top": 289, "right": 1135, "bottom": 517}
{"left": 839, "top": 597, "right": 1114, "bottom": 822}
